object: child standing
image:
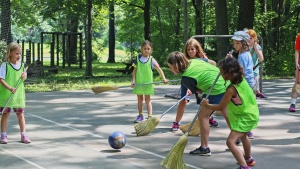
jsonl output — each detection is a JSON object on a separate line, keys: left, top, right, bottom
{"left": 0, "top": 42, "right": 31, "bottom": 144}
{"left": 167, "top": 51, "right": 229, "bottom": 156}
{"left": 171, "top": 38, "right": 218, "bottom": 131}
{"left": 131, "top": 40, "right": 168, "bottom": 123}
{"left": 289, "top": 33, "right": 300, "bottom": 112}
{"left": 231, "top": 31, "right": 256, "bottom": 140}
{"left": 246, "top": 29, "right": 266, "bottom": 99}
{"left": 201, "top": 57, "right": 259, "bottom": 169}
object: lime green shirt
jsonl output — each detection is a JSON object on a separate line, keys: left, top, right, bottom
{"left": 0, "top": 62, "right": 26, "bottom": 108}
{"left": 227, "top": 78, "right": 259, "bottom": 132}
{"left": 133, "top": 56, "right": 154, "bottom": 95}
{"left": 182, "top": 59, "right": 226, "bottom": 95}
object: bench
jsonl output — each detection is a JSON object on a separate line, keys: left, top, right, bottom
{"left": 116, "top": 62, "right": 134, "bottom": 75}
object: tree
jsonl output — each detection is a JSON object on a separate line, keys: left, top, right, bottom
{"left": 144, "top": 0, "right": 151, "bottom": 40}
{"left": 107, "top": 0, "right": 116, "bottom": 63}
{"left": 85, "top": 0, "right": 93, "bottom": 77}
{"left": 0, "top": 0, "right": 12, "bottom": 44}
{"left": 214, "top": 0, "right": 230, "bottom": 60}
{"left": 237, "top": 0, "right": 254, "bottom": 30}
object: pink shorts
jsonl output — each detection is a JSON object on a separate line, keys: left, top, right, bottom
{"left": 0, "top": 107, "right": 24, "bottom": 114}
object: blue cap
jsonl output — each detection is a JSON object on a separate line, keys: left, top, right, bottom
{"left": 232, "top": 31, "right": 250, "bottom": 41}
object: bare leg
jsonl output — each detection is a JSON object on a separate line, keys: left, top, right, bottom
{"left": 16, "top": 113, "right": 26, "bottom": 132}
{"left": 241, "top": 134, "right": 251, "bottom": 158}
{"left": 198, "top": 107, "right": 213, "bottom": 148}
{"left": 1, "top": 113, "right": 10, "bottom": 133}
{"left": 144, "top": 95, "right": 152, "bottom": 116}
{"left": 137, "top": 95, "right": 144, "bottom": 113}
{"left": 175, "top": 100, "right": 187, "bottom": 122}
{"left": 227, "top": 131, "right": 247, "bottom": 167}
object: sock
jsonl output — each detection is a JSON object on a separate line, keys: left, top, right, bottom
{"left": 139, "top": 112, "right": 143, "bottom": 116}
{"left": 1, "top": 132, "right": 6, "bottom": 135}
{"left": 21, "top": 132, "right": 26, "bottom": 135}
{"left": 291, "top": 98, "right": 297, "bottom": 104}
{"left": 148, "top": 114, "right": 152, "bottom": 117}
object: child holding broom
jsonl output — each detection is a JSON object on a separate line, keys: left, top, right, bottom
{"left": 171, "top": 37, "right": 219, "bottom": 131}
{"left": 201, "top": 57, "right": 259, "bottom": 169}
{"left": 167, "top": 51, "right": 229, "bottom": 156}
{"left": 131, "top": 40, "right": 168, "bottom": 123}
{"left": 0, "top": 42, "right": 31, "bottom": 144}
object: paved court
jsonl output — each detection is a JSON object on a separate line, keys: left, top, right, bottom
{"left": 0, "top": 79, "right": 299, "bottom": 169}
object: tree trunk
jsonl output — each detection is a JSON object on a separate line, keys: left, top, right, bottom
{"left": 183, "top": 0, "right": 188, "bottom": 42}
{"left": 214, "top": 0, "right": 230, "bottom": 60}
{"left": 85, "top": 0, "right": 93, "bottom": 77}
{"left": 155, "top": 5, "right": 165, "bottom": 52}
{"left": 237, "top": 0, "right": 254, "bottom": 30}
{"left": 192, "top": 0, "right": 204, "bottom": 44}
{"left": 107, "top": 0, "right": 116, "bottom": 63}
{"left": 174, "top": 0, "right": 181, "bottom": 50}
{"left": 67, "top": 14, "right": 79, "bottom": 64}
{"left": 0, "top": 0, "right": 12, "bottom": 44}
{"left": 144, "top": 0, "right": 151, "bottom": 41}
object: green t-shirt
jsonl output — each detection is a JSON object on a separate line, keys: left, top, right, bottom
{"left": 132, "top": 56, "right": 154, "bottom": 95}
{"left": 0, "top": 62, "right": 26, "bottom": 108}
{"left": 227, "top": 78, "right": 259, "bottom": 132}
{"left": 182, "top": 59, "right": 226, "bottom": 95}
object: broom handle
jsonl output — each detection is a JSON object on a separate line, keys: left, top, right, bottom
{"left": 159, "top": 95, "right": 188, "bottom": 119}
{"left": 119, "top": 79, "right": 181, "bottom": 88}
{"left": 186, "top": 73, "right": 221, "bottom": 134}
{"left": 1, "top": 66, "right": 28, "bottom": 116}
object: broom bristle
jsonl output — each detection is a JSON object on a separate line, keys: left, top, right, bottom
{"left": 179, "top": 120, "right": 201, "bottom": 136}
{"left": 91, "top": 86, "right": 118, "bottom": 94}
{"left": 161, "top": 134, "right": 189, "bottom": 169}
{"left": 134, "top": 116, "right": 160, "bottom": 136}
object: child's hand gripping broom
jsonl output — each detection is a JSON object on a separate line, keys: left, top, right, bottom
{"left": 161, "top": 73, "right": 221, "bottom": 169}
{"left": 91, "top": 80, "right": 180, "bottom": 94}
{"left": 0, "top": 67, "right": 28, "bottom": 122}
{"left": 134, "top": 95, "right": 188, "bottom": 136}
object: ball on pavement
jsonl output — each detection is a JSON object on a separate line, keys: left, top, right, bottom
{"left": 108, "top": 131, "right": 126, "bottom": 149}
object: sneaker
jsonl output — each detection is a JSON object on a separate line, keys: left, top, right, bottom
{"left": 236, "top": 166, "right": 250, "bottom": 169}
{"left": 236, "top": 138, "right": 241, "bottom": 145}
{"left": 21, "top": 135, "right": 31, "bottom": 144}
{"left": 209, "top": 116, "right": 219, "bottom": 127}
{"left": 145, "top": 116, "right": 152, "bottom": 120}
{"left": 245, "top": 156, "right": 256, "bottom": 166}
{"left": 171, "top": 122, "right": 180, "bottom": 131}
{"left": 256, "top": 93, "right": 267, "bottom": 99}
{"left": 134, "top": 114, "right": 144, "bottom": 123}
{"left": 247, "top": 131, "right": 254, "bottom": 139}
{"left": 1, "top": 134, "right": 8, "bottom": 144}
{"left": 289, "top": 104, "right": 296, "bottom": 112}
{"left": 189, "top": 146, "right": 211, "bottom": 156}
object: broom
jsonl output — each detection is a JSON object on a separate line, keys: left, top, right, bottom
{"left": 91, "top": 79, "right": 180, "bottom": 94}
{"left": 179, "top": 110, "right": 216, "bottom": 136}
{"left": 1, "top": 67, "right": 28, "bottom": 122}
{"left": 134, "top": 95, "right": 188, "bottom": 136}
{"left": 161, "top": 73, "right": 221, "bottom": 169}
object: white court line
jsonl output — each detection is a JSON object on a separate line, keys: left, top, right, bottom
{"left": 0, "top": 146, "right": 46, "bottom": 169}
{"left": 29, "top": 113, "right": 203, "bottom": 169}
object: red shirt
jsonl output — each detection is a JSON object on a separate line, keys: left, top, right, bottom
{"left": 295, "top": 33, "right": 300, "bottom": 50}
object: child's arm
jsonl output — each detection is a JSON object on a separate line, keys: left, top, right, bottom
{"left": 201, "top": 86, "right": 236, "bottom": 111}
{"left": 153, "top": 58, "right": 168, "bottom": 83}
{"left": 0, "top": 78, "right": 15, "bottom": 93}
{"left": 131, "top": 67, "right": 137, "bottom": 87}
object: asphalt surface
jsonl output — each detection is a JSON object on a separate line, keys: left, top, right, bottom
{"left": 0, "top": 79, "right": 299, "bottom": 169}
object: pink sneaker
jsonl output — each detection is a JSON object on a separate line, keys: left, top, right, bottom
{"left": 1, "top": 134, "right": 8, "bottom": 144}
{"left": 21, "top": 135, "right": 31, "bottom": 144}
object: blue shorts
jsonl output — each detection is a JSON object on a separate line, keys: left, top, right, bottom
{"left": 181, "top": 84, "right": 225, "bottom": 104}
{"left": 201, "top": 93, "right": 225, "bottom": 104}
{"left": 180, "top": 84, "right": 200, "bottom": 103}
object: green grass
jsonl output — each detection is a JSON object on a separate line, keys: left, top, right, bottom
{"left": 25, "top": 61, "right": 179, "bottom": 93}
